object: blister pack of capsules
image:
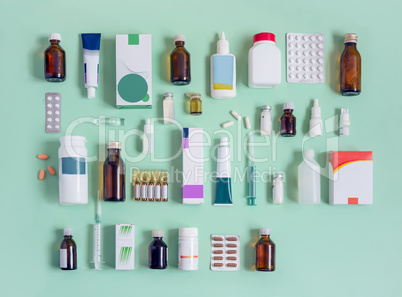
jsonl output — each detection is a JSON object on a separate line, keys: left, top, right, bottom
{"left": 286, "top": 33, "right": 325, "bottom": 83}
{"left": 210, "top": 234, "right": 240, "bottom": 271}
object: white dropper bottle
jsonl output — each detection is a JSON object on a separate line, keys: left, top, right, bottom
{"left": 143, "top": 119, "right": 154, "bottom": 154}
{"left": 309, "top": 99, "right": 322, "bottom": 137}
{"left": 339, "top": 108, "right": 350, "bottom": 137}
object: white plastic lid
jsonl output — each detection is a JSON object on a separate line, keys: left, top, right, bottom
{"left": 179, "top": 227, "right": 198, "bottom": 237}
{"left": 304, "top": 149, "right": 315, "bottom": 159}
{"left": 49, "top": 33, "right": 61, "bottom": 42}
{"left": 262, "top": 105, "right": 271, "bottom": 111}
{"left": 87, "top": 87, "right": 96, "bottom": 99}
{"left": 217, "top": 32, "right": 229, "bottom": 55}
{"left": 220, "top": 137, "right": 228, "bottom": 146}
{"left": 164, "top": 92, "right": 173, "bottom": 99}
{"left": 60, "top": 136, "right": 87, "bottom": 145}
{"left": 283, "top": 102, "right": 295, "bottom": 110}
{"left": 311, "top": 99, "right": 321, "bottom": 117}
{"left": 152, "top": 230, "right": 164, "bottom": 237}
{"left": 64, "top": 228, "right": 73, "bottom": 236}
{"left": 274, "top": 173, "right": 283, "bottom": 179}
{"left": 260, "top": 228, "right": 271, "bottom": 235}
{"left": 174, "top": 34, "right": 186, "bottom": 43}
{"left": 107, "top": 141, "right": 121, "bottom": 149}
{"left": 340, "top": 108, "right": 350, "bottom": 122}
{"left": 344, "top": 33, "right": 357, "bottom": 44}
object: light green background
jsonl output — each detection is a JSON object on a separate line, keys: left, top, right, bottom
{"left": 1, "top": 0, "right": 401, "bottom": 296}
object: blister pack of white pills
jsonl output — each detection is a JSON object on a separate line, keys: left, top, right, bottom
{"left": 45, "top": 92, "right": 61, "bottom": 133}
{"left": 210, "top": 234, "right": 240, "bottom": 271}
{"left": 286, "top": 33, "right": 325, "bottom": 83}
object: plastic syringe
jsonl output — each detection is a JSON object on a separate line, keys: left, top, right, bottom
{"left": 93, "top": 191, "right": 102, "bottom": 270}
{"left": 246, "top": 133, "right": 257, "bottom": 206}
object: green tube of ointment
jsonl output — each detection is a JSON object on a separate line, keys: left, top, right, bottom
{"left": 81, "top": 33, "right": 101, "bottom": 98}
{"left": 214, "top": 137, "right": 233, "bottom": 206}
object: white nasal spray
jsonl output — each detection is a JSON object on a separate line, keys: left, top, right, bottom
{"left": 143, "top": 119, "right": 154, "bottom": 154}
{"left": 339, "top": 108, "right": 350, "bottom": 137}
{"left": 309, "top": 99, "right": 322, "bottom": 137}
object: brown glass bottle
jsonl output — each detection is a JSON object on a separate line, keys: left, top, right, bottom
{"left": 103, "top": 142, "right": 125, "bottom": 201}
{"left": 280, "top": 102, "right": 296, "bottom": 137}
{"left": 340, "top": 33, "right": 361, "bottom": 96}
{"left": 44, "top": 33, "right": 66, "bottom": 82}
{"left": 255, "top": 228, "right": 275, "bottom": 271}
{"left": 60, "top": 228, "right": 77, "bottom": 270}
{"left": 170, "top": 34, "right": 191, "bottom": 85}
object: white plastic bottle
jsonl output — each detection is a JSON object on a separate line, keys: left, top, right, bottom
{"left": 178, "top": 227, "right": 198, "bottom": 271}
{"left": 248, "top": 32, "right": 281, "bottom": 88}
{"left": 58, "top": 136, "right": 88, "bottom": 205}
{"left": 260, "top": 105, "right": 272, "bottom": 136}
{"left": 211, "top": 32, "right": 236, "bottom": 99}
{"left": 339, "top": 108, "right": 350, "bottom": 137}
{"left": 298, "top": 150, "right": 321, "bottom": 204}
{"left": 143, "top": 119, "right": 154, "bottom": 154}
{"left": 309, "top": 99, "right": 322, "bottom": 137}
{"left": 163, "top": 92, "right": 174, "bottom": 124}
{"left": 272, "top": 173, "right": 284, "bottom": 204}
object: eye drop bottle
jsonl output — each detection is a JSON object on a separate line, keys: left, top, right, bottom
{"left": 211, "top": 32, "right": 236, "bottom": 99}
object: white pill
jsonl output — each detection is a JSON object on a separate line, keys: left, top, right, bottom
{"left": 47, "top": 97, "right": 52, "bottom": 101}
{"left": 55, "top": 125, "right": 60, "bottom": 129}
{"left": 295, "top": 43, "right": 300, "bottom": 48}
{"left": 222, "top": 121, "right": 234, "bottom": 128}
{"left": 318, "top": 51, "right": 323, "bottom": 56}
{"left": 55, "top": 104, "right": 60, "bottom": 108}
{"left": 317, "top": 35, "right": 323, "bottom": 41}
{"left": 318, "top": 58, "right": 324, "bottom": 64}
{"left": 289, "top": 66, "right": 294, "bottom": 71}
{"left": 47, "top": 118, "right": 52, "bottom": 122}
{"left": 289, "top": 73, "right": 295, "bottom": 79}
{"left": 47, "top": 111, "right": 52, "bottom": 115}
{"left": 318, "top": 66, "right": 323, "bottom": 71}
{"left": 55, "top": 96, "right": 60, "bottom": 101}
{"left": 317, "top": 43, "right": 323, "bottom": 49}
{"left": 231, "top": 111, "right": 241, "bottom": 120}
{"left": 303, "top": 36, "right": 308, "bottom": 41}
{"left": 47, "top": 125, "right": 52, "bottom": 129}
{"left": 55, "top": 111, "right": 60, "bottom": 115}
{"left": 303, "top": 43, "right": 308, "bottom": 48}
{"left": 244, "top": 117, "right": 251, "bottom": 129}
{"left": 318, "top": 73, "right": 324, "bottom": 79}
{"left": 55, "top": 118, "right": 60, "bottom": 122}
{"left": 288, "top": 50, "right": 294, "bottom": 55}
{"left": 310, "top": 43, "right": 316, "bottom": 48}
{"left": 47, "top": 104, "right": 52, "bottom": 108}
{"left": 296, "top": 58, "right": 301, "bottom": 64}
{"left": 310, "top": 74, "right": 315, "bottom": 79}
{"left": 288, "top": 43, "right": 293, "bottom": 48}
{"left": 303, "top": 74, "right": 308, "bottom": 79}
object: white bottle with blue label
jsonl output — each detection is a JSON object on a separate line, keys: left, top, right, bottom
{"left": 58, "top": 136, "right": 88, "bottom": 205}
{"left": 211, "top": 32, "right": 236, "bottom": 99}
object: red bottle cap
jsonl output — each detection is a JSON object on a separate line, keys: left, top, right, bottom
{"left": 253, "top": 32, "right": 276, "bottom": 44}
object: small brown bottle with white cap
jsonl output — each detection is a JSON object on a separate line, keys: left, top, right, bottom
{"left": 255, "top": 228, "right": 275, "bottom": 271}
{"left": 45, "top": 33, "right": 66, "bottom": 82}
{"left": 60, "top": 228, "right": 77, "bottom": 270}
{"left": 103, "top": 141, "right": 125, "bottom": 202}
{"left": 340, "top": 33, "right": 361, "bottom": 96}
{"left": 170, "top": 34, "right": 191, "bottom": 85}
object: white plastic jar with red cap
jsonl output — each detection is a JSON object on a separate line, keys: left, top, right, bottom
{"left": 248, "top": 32, "right": 281, "bottom": 88}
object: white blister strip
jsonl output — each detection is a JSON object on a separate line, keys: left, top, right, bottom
{"left": 286, "top": 33, "right": 325, "bottom": 83}
{"left": 45, "top": 92, "right": 61, "bottom": 133}
{"left": 210, "top": 234, "right": 240, "bottom": 271}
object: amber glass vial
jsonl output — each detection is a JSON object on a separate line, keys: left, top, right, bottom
{"left": 60, "top": 228, "right": 77, "bottom": 270}
{"left": 255, "top": 228, "right": 275, "bottom": 271}
{"left": 280, "top": 102, "right": 296, "bottom": 137}
{"left": 103, "top": 141, "right": 125, "bottom": 201}
{"left": 44, "top": 33, "right": 66, "bottom": 82}
{"left": 170, "top": 34, "right": 191, "bottom": 85}
{"left": 340, "top": 33, "right": 361, "bottom": 96}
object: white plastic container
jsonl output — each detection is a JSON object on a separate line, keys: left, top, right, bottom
{"left": 58, "top": 136, "right": 88, "bottom": 205}
{"left": 178, "top": 227, "right": 198, "bottom": 271}
{"left": 309, "top": 99, "right": 322, "bottom": 137}
{"left": 143, "top": 119, "right": 154, "bottom": 154}
{"left": 211, "top": 32, "right": 236, "bottom": 99}
{"left": 298, "top": 150, "right": 320, "bottom": 204}
{"left": 339, "top": 108, "right": 350, "bottom": 137}
{"left": 163, "top": 92, "right": 174, "bottom": 124}
{"left": 248, "top": 32, "right": 281, "bottom": 88}
{"left": 260, "top": 105, "right": 272, "bottom": 136}
{"left": 272, "top": 173, "right": 284, "bottom": 204}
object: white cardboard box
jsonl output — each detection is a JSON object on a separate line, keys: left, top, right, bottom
{"left": 329, "top": 151, "right": 373, "bottom": 205}
{"left": 116, "top": 34, "right": 152, "bottom": 109}
{"left": 182, "top": 128, "right": 204, "bottom": 204}
{"left": 115, "top": 224, "right": 135, "bottom": 270}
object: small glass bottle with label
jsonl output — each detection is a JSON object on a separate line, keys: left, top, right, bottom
{"left": 103, "top": 142, "right": 125, "bottom": 202}
{"left": 149, "top": 230, "right": 168, "bottom": 269}
{"left": 45, "top": 33, "right": 66, "bottom": 82}
{"left": 161, "top": 171, "right": 168, "bottom": 202}
{"left": 60, "top": 228, "right": 77, "bottom": 270}
{"left": 280, "top": 102, "right": 296, "bottom": 137}
{"left": 255, "top": 228, "right": 275, "bottom": 271}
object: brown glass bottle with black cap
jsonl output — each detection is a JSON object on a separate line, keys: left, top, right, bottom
{"left": 60, "top": 228, "right": 77, "bottom": 270}
{"left": 255, "top": 228, "right": 275, "bottom": 271}
{"left": 170, "top": 34, "right": 191, "bottom": 85}
{"left": 44, "top": 33, "right": 66, "bottom": 82}
{"left": 103, "top": 141, "right": 126, "bottom": 201}
{"left": 280, "top": 102, "right": 296, "bottom": 137}
{"left": 340, "top": 33, "right": 361, "bottom": 96}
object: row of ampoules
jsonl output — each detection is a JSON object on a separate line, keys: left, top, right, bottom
{"left": 132, "top": 170, "right": 168, "bottom": 202}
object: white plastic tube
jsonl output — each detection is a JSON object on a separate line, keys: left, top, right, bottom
{"left": 82, "top": 34, "right": 101, "bottom": 98}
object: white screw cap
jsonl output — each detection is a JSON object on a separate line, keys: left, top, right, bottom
{"left": 49, "top": 33, "right": 61, "bottom": 42}
{"left": 174, "top": 34, "right": 186, "bottom": 43}
{"left": 63, "top": 228, "right": 73, "bottom": 236}
{"left": 152, "top": 230, "right": 164, "bottom": 237}
{"left": 260, "top": 228, "right": 271, "bottom": 235}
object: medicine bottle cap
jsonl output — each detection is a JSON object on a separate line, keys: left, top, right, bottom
{"left": 303, "top": 149, "right": 315, "bottom": 159}
{"left": 253, "top": 32, "right": 275, "bottom": 44}
{"left": 283, "top": 102, "right": 295, "bottom": 110}
{"left": 260, "top": 228, "right": 271, "bottom": 235}
{"left": 87, "top": 87, "right": 96, "bottom": 99}
{"left": 152, "top": 230, "right": 164, "bottom": 238}
{"left": 179, "top": 227, "right": 198, "bottom": 237}
{"left": 220, "top": 137, "right": 228, "bottom": 146}
{"left": 63, "top": 228, "right": 73, "bottom": 236}
{"left": 49, "top": 33, "right": 61, "bottom": 42}
{"left": 274, "top": 173, "right": 283, "bottom": 179}
{"left": 185, "top": 93, "right": 201, "bottom": 99}
{"left": 344, "top": 33, "right": 358, "bottom": 44}
{"left": 108, "top": 141, "right": 121, "bottom": 149}
{"left": 174, "top": 34, "right": 186, "bottom": 43}
{"left": 217, "top": 32, "right": 229, "bottom": 55}
{"left": 164, "top": 92, "right": 173, "bottom": 99}
{"left": 262, "top": 105, "right": 271, "bottom": 111}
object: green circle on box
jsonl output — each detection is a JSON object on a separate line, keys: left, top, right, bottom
{"left": 118, "top": 74, "right": 148, "bottom": 103}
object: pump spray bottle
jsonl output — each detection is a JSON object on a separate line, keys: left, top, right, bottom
{"left": 214, "top": 137, "right": 233, "bottom": 205}
{"left": 309, "top": 99, "right": 322, "bottom": 137}
{"left": 210, "top": 32, "right": 236, "bottom": 99}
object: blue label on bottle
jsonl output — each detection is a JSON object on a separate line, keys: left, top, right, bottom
{"left": 61, "top": 157, "right": 86, "bottom": 175}
{"left": 212, "top": 56, "right": 234, "bottom": 90}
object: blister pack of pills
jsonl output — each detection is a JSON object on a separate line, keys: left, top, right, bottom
{"left": 286, "top": 33, "right": 325, "bottom": 83}
{"left": 45, "top": 92, "right": 61, "bottom": 133}
{"left": 210, "top": 234, "right": 240, "bottom": 271}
